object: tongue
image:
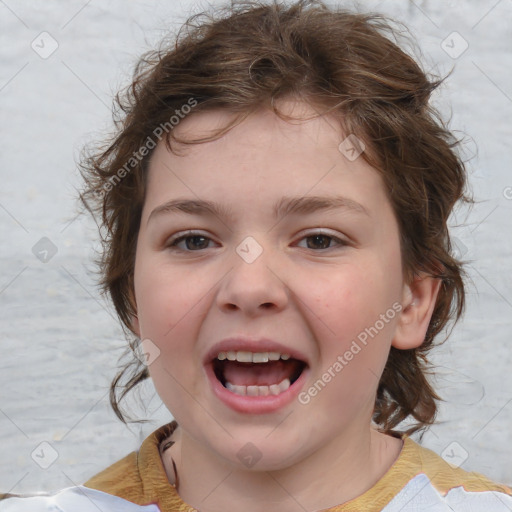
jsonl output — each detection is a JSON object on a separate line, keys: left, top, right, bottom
{"left": 222, "top": 360, "right": 297, "bottom": 386}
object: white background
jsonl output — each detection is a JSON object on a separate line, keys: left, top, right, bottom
{"left": 1, "top": 0, "right": 511, "bottom": 495}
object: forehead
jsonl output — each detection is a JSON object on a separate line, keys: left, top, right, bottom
{"left": 143, "top": 101, "right": 390, "bottom": 222}
{"left": 170, "top": 99, "right": 344, "bottom": 157}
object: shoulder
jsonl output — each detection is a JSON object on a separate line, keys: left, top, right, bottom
{"left": 84, "top": 450, "right": 144, "bottom": 502}
{"left": 383, "top": 473, "right": 512, "bottom": 511}
{"left": 0, "top": 422, "right": 180, "bottom": 512}
{"left": 84, "top": 421, "right": 183, "bottom": 509}
{"left": 404, "top": 437, "right": 511, "bottom": 495}
{"left": 340, "top": 436, "right": 512, "bottom": 512}
{"left": 0, "top": 486, "right": 160, "bottom": 511}
{"left": 383, "top": 438, "right": 512, "bottom": 511}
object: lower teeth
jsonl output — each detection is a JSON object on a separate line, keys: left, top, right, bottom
{"left": 225, "top": 378, "right": 291, "bottom": 396}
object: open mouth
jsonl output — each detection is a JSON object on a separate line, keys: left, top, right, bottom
{"left": 212, "top": 351, "right": 308, "bottom": 397}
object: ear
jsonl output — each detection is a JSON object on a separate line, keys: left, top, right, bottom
{"left": 392, "top": 274, "right": 442, "bottom": 350}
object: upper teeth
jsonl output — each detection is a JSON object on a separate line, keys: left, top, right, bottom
{"left": 217, "top": 351, "right": 291, "bottom": 363}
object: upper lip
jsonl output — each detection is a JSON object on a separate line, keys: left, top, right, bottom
{"left": 204, "top": 337, "right": 310, "bottom": 365}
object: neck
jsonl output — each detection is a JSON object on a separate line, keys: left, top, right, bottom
{"left": 162, "top": 423, "right": 402, "bottom": 512}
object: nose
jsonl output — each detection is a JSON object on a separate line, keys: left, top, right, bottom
{"left": 215, "top": 241, "right": 289, "bottom": 316}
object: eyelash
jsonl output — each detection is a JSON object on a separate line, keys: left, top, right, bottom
{"left": 165, "top": 230, "right": 348, "bottom": 252}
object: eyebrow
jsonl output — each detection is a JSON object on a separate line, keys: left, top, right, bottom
{"left": 147, "top": 195, "right": 369, "bottom": 226}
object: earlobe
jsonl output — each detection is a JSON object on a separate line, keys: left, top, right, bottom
{"left": 392, "top": 274, "right": 442, "bottom": 350}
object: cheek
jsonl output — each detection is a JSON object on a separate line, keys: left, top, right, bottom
{"left": 134, "top": 258, "right": 205, "bottom": 338}
{"left": 301, "top": 270, "right": 398, "bottom": 416}
{"left": 134, "top": 261, "right": 209, "bottom": 414}
{"left": 303, "top": 261, "right": 399, "bottom": 364}
{"left": 305, "top": 263, "right": 381, "bottom": 328}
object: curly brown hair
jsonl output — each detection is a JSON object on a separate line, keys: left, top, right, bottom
{"left": 79, "top": 0, "right": 471, "bottom": 435}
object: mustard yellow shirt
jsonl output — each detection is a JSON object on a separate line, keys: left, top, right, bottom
{"left": 1, "top": 421, "right": 511, "bottom": 511}
{"left": 84, "top": 421, "right": 512, "bottom": 511}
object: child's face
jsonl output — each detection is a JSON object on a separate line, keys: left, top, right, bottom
{"left": 132, "top": 101, "right": 416, "bottom": 469}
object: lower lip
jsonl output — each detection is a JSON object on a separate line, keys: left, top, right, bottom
{"left": 204, "top": 362, "right": 309, "bottom": 414}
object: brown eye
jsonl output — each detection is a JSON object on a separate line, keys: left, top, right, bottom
{"left": 307, "top": 234, "right": 332, "bottom": 249}
{"left": 306, "top": 234, "right": 336, "bottom": 250}
{"left": 181, "top": 235, "right": 211, "bottom": 250}
{"left": 296, "top": 231, "right": 346, "bottom": 251}
{"left": 167, "top": 232, "right": 217, "bottom": 252}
